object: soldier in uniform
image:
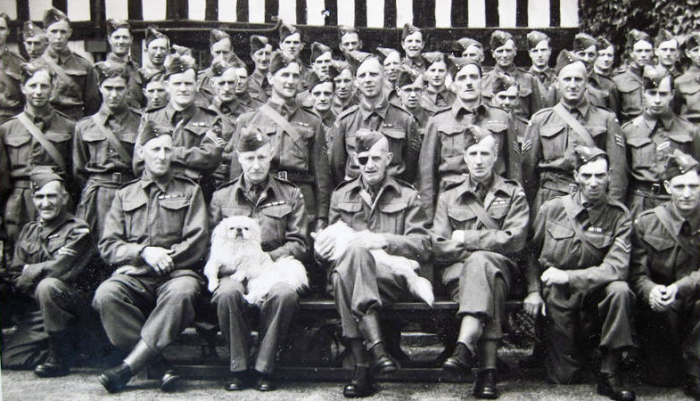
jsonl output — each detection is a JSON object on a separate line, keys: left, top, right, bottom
{"left": 233, "top": 64, "right": 265, "bottom": 110}
{"left": 675, "top": 32, "right": 700, "bottom": 123}
{"left": 248, "top": 35, "right": 272, "bottom": 102}
{"left": 278, "top": 22, "right": 310, "bottom": 89}
{"left": 396, "top": 71, "right": 431, "bottom": 132}
{"left": 526, "top": 146, "right": 636, "bottom": 401}
{"left": 418, "top": 59, "right": 521, "bottom": 220}
{"left": 139, "top": 27, "right": 169, "bottom": 82}
{"left": 1, "top": 170, "right": 95, "bottom": 375}
{"left": 522, "top": 51, "right": 627, "bottom": 214}
{"left": 527, "top": 31, "right": 555, "bottom": 98}
{"left": 0, "top": 64, "right": 76, "bottom": 245}
{"left": 22, "top": 21, "right": 48, "bottom": 62}
{"left": 310, "top": 42, "right": 334, "bottom": 81}
{"left": 595, "top": 37, "right": 616, "bottom": 78}
{"left": 456, "top": 37, "right": 485, "bottom": 66}
{"left": 0, "top": 13, "right": 26, "bottom": 123}
{"left": 400, "top": 23, "right": 426, "bottom": 77}
{"left": 316, "top": 131, "right": 432, "bottom": 398}
{"left": 332, "top": 63, "right": 358, "bottom": 115}
{"left": 432, "top": 133, "right": 529, "bottom": 399}
{"left": 73, "top": 61, "right": 141, "bottom": 237}
{"left": 39, "top": 8, "right": 99, "bottom": 121}
{"left": 133, "top": 54, "right": 224, "bottom": 198}
{"left": 568, "top": 33, "right": 620, "bottom": 114}
{"left": 93, "top": 122, "right": 208, "bottom": 393}
{"left": 482, "top": 30, "right": 543, "bottom": 119}
{"left": 613, "top": 30, "right": 654, "bottom": 123}
{"left": 630, "top": 150, "right": 700, "bottom": 399}
{"left": 209, "top": 127, "right": 308, "bottom": 392}
{"left": 197, "top": 29, "right": 244, "bottom": 106}
{"left": 142, "top": 73, "right": 168, "bottom": 110}
{"left": 338, "top": 25, "right": 363, "bottom": 58}
{"left": 307, "top": 67, "right": 340, "bottom": 132}
{"left": 421, "top": 52, "right": 456, "bottom": 114}
{"left": 490, "top": 73, "right": 529, "bottom": 148}
{"left": 622, "top": 66, "right": 700, "bottom": 217}
{"left": 230, "top": 52, "right": 330, "bottom": 232}
{"left": 105, "top": 19, "right": 143, "bottom": 109}
{"left": 654, "top": 29, "right": 682, "bottom": 79}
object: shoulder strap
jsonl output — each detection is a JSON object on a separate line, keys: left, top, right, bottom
{"left": 90, "top": 115, "right": 133, "bottom": 164}
{"left": 464, "top": 197, "right": 500, "bottom": 230}
{"left": 16, "top": 113, "right": 67, "bottom": 171}
{"left": 552, "top": 103, "right": 596, "bottom": 147}
{"left": 561, "top": 195, "right": 605, "bottom": 260}
{"left": 41, "top": 54, "right": 80, "bottom": 91}
{"left": 653, "top": 207, "right": 700, "bottom": 260}
{"left": 259, "top": 103, "right": 303, "bottom": 145}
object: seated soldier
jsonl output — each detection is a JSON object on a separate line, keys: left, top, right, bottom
{"left": 315, "top": 131, "right": 432, "bottom": 398}
{"left": 630, "top": 150, "right": 700, "bottom": 400}
{"left": 2, "top": 170, "right": 95, "bottom": 376}
{"left": 526, "top": 146, "right": 636, "bottom": 401}
{"left": 93, "top": 121, "right": 209, "bottom": 393}
{"left": 432, "top": 133, "right": 529, "bottom": 399}
{"left": 208, "top": 127, "right": 308, "bottom": 392}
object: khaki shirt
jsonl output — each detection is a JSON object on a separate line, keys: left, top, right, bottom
{"left": 421, "top": 87, "right": 456, "bottom": 114}
{"left": 675, "top": 66, "right": 700, "bottom": 122}
{"left": 613, "top": 64, "right": 645, "bottom": 123}
{"left": 482, "top": 66, "right": 543, "bottom": 119}
{"left": 0, "top": 47, "right": 25, "bottom": 117}
{"left": 106, "top": 53, "right": 144, "bottom": 109}
{"left": 248, "top": 69, "right": 271, "bottom": 102}
{"left": 39, "top": 48, "right": 100, "bottom": 118}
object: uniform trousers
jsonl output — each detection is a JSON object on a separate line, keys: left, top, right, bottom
{"left": 543, "top": 281, "right": 635, "bottom": 383}
{"left": 76, "top": 180, "right": 123, "bottom": 238}
{"left": 92, "top": 273, "right": 200, "bottom": 353}
{"left": 212, "top": 279, "right": 298, "bottom": 374}
{"left": 3, "top": 186, "right": 35, "bottom": 245}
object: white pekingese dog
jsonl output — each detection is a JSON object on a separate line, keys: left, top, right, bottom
{"left": 314, "top": 221, "right": 434, "bottom": 306}
{"left": 204, "top": 216, "right": 308, "bottom": 305}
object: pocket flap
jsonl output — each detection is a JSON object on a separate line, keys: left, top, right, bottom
{"left": 4, "top": 134, "right": 31, "bottom": 147}
{"left": 222, "top": 206, "right": 251, "bottom": 217}
{"left": 83, "top": 131, "right": 106, "bottom": 142}
{"left": 64, "top": 68, "right": 88, "bottom": 77}
{"left": 382, "top": 128, "right": 406, "bottom": 140}
{"left": 626, "top": 137, "right": 652, "bottom": 148}
{"left": 45, "top": 132, "right": 72, "bottom": 143}
{"left": 379, "top": 202, "right": 408, "bottom": 213}
{"left": 437, "top": 124, "right": 464, "bottom": 136}
{"left": 616, "top": 80, "right": 639, "bottom": 93}
{"left": 587, "top": 126, "right": 607, "bottom": 137}
{"left": 160, "top": 197, "right": 190, "bottom": 210}
{"left": 540, "top": 125, "right": 566, "bottom": 138}
{"left": 337, "top": 201, "right": 362, "bottom": 212}
{"left": 585, "top": 232, "right": 612, "bottom": 249}
{"left": 261, "top": 204, "right": 293, "bottom": 219}
{"left": 547, "top": 223, "right": 575, "bottom": 239}
{"left": 447, "top": 207, "right": 474, "bottom": 222}
{"left": 643, "top": 234, "right": 675, "bottom": 252}
{"left": 122, "top": 199, "right": 147, "bottom": 212}
{"left": 668, "top": 132, "right": 693, "bottom": 143}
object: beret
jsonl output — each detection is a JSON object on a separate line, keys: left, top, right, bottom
{"left": 573, "top": 33, "right": 597, "bottom": 52}
{"left": 463, "top": 126, "right": 492, "bottom": 151}
{"left": 665, "top": 149, "right": 700, "bottom": 180}
{"left": 268, "top": 51, "right": 299, "bottom": 75}
{"left": 164, "top": 54, "right": 196, "bottom": 77}
{"left": 492, "top": 73, "right": 518, "bottom": 94}
{"left": 145, "top": 27, "right": 168, "bottom": 45}
{"left": 642, "top": 65, "right": 671, "bottom": 90}
{"left": 396, "top": 70, "right": 423, "bottom": 88}
{"left": 279, "top": 21, "right": 299, "bottom": 41}
{"left": 310, "top": 42, "right": 332, "bottom": 64}
{"left": 490, "top": 30, "right": 514, "bottom": 50}
{"left": 402, "top": 23, "right": 422, "bottom": 41}
{"left": 627, "top": 29, "right": 653, "bottom": 47}
{"left": 139, "top": 121, "right": 173, "bottom": 146}
{"left": 554, "top": 49, "right": 584, "bottom": 75}
{"left": 31, "top": 168, "right": 64, "bottom": 190}
{"left": 355, "top": 129, "right": 386, "bottom": 154}
{"left": 527, "top": 31, "right": 550, "bottom": 49}
{"left": 250, "top": 35, "right": 270, "bottom": 54}
{"left": 574, "top": 145, "right": 608, "bottom": 170}
{"left": 685, "top": 32, "right": 700, "bottom": 52}
{"left": 654, "top": 29, "right": 676, "bottom": 47}
{"left": 23, "top": 21, "right": 45, "bottom": 40}
{"left": 106, "top": 18, "right": 130, "bottom": 36}
{"left": 210, "top": 29, "right": 230, "bottom": 46}
{"left": 95, "top": 61, "right": 130, "bottom": 84}
{"left": 375, "top": 47, "right": 400, "bottom": 64}
{"left": 43, "top": 7, "right": 68, "bottom": 29}
{"left": 237, "top": 126, "right": 270, "bottom": 153}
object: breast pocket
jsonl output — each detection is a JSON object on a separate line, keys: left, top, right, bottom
{"left": 583, "top": 230, "right": 612, "bottom": 250}
{"left": 82, "top": 131, "right": 108, "bottom": 164}
{"left": 437, "top": 124, "right": 466, "bottom": 160}
{"left": 260, "top": 204, "right": 293, "bottom": 244}
{"left": 159, "top": 197, "right": 190, "bottom": 238}
{"left": 447, "top": 207, "right": 476, "bottom": 231}
{"left": 122, "top": 198, "right": 147, "bottom": 239}
{"left": 62, "top": 68, "right": 88, "bottom": 99}
{"left": 4, "top": 133, "right": 32, "bottom": 166}
{"left": 626, "top": 137, "right": 654, "bottom": 168}
{"left": 42, "top": 131, "right": 72, "bottom": 165}
{"left": 540, "top": 125, "right": 567, "bottom": 161}
{"left": 545, "top": 222, "right": 577, "bottom": 259}
{"left": 281, "top": 125, "right": 314, "bottom": 171}
{"left": 378, "top": 201, "right": 408, "bottom": 234}
{"left": 381, "top": 128, "right": 406, "bottom": 164}
{"left": 617, "top": 81, "right": 642, "bottom": 116}
{"left": 678, "top": 81, "right": 700, "bottom": 114}
{"left": 336, "top": 201, "right": 363, "bottom": 229}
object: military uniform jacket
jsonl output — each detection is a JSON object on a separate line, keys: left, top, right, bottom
{"left": 135, "top": 103, "right": 223, "bottom": 180}
{"left": 482, "top": 66, "right": 543, "bottom": 119}
{"left": 99, "top": 171, "right": 209, "bottom": 277}
{"left": 106, "top": 53, "right": 144, "bottom": 109}
{"left": 0, "top": 107, "right": 75, "bottom": 182}
{"left": 521, "top": 99, "right": 627, "bottom": 204}
{"left": 12, "top": 212, "right": 95, "bottom": 289}
{"left": 622, "top": 113, "right": 700, "bottom": 186}
{"left": 417, "top": 100, "right": 522, "bottom": 219}
{"left": 139, "top": 65, "right": 165, "bottom": 83}
{"left": 401, "top": 57, "right": 427, "bottom": 77}
{"left": 630, "top": 203, "right": 700, "bottom": 301}
{"left": 674, "top": 66, "right": 700, "bottom": 122}
{"left": 527, "top": 193, "right": 632, "bottom": 294}
{"left": 248, "top": 69, "right": 271, "bottom": 102}
{"left": 39, "top": 48, "right": 100, "bottom": 116}
{"left": 331, "top": 96, "right": 421, "bottom": 184}
{"left": 329, "top": 175, "right": 431, "bottom": 263}
{"left": 73, "top": 106, "right": 141, "bottom": 183}
{"left": 0, "top": 47, "right": 25, "bottom": 117}
{"left": 421, "top": 87, "right": 456, "bottom": 114}
{"left": 237, "top": 91, "right": 265, "bottom": 110}
{"left": 432, "top": 174, "right": 529, "bottom": 265}
{"left": 529, "top": 66, "right": 556, "bottom": 97}
{"left": 613, "top": 64, "right": 645, "bottom": 122}
{"left": 230, "top": 100, "right": 331, "bottom": 221}
{"left": 209, "top": 175, "right": 309, "bottom": 261}
{"left": 331, "top": 93, "right": 359, "bottom": 116}
{"left": 545, "top": 73, "right": 620, "bottom": 114}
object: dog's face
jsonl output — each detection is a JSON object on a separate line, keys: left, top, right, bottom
{"left": 213, "top": 216, "right": 263, "bottom": 244}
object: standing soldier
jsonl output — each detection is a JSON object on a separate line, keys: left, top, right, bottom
{"left": 105, "top": 19, "right": 143, "bottom": 109}
{"left": 490, "top": 73, "right": 529, "bottom": 148}
{"left": 231, "top": 52, "right": 330, "bottom": 232}
{"left": 418, "top": 59, "right": 521, "bottom": 220}
{"left": 233, "top": 64, "right": 265, "bottom": 110}
{"left": 613, "top": 30, "right": 654, "bottom": 123}
{"left": 527, "top": 31, "right": 555, "bottom": 99}
{"left": 675, "top": 32, "right": 700, "bottom": 123}
{"left": 22, "top": 21, "right": 48, "bottom": 62}
{"left": 0, "top": 13, "right": 25, "bottom": 123}
{"left": 456, "top": 37, "right": 485, "bottom": 66}
{"left": 1, "top": 64, "right": 76, "bottom": 245}
{"left": 248, "top": 35, "right": 272, "bottom": 102}
{"left": 595, "top": 37, "right": 616, "bottom": 78}
{"left": 338, "top": 25, "right": 363, "bottom": 60}
{"left": 622, "top": 67, "right": 700, "bottom": 217}
{"left": 139, "top": 27, "right": 169, "bottom": 82}
{"left": 526, "top": 146, "right": 636, "bottom": 401}
{"left": 331, "top": 54, "right": 421, "bottom": 185}
{"left": 197, "top": 29, "right": 244, "bottom": 106}
{"left": 654, "top": 30, "right": 682, "bottom": 78}
{"left": 310, "top": 42, "right": 334, "bottom": 81}
{"left": 332, "top": 63, "right": 357, "bottom": 115}
{"left": 142, "top": 73, "right": 168, "bottom": 110}
{"left": 396, "top": 72, "right": 431, "bottom": 133}
{"left": 522, "top": 51, "right": 627, "bottom": 213}
{"left": 482, "top": 30, "right": 543, "bottom": 119}
{"left": 569, "top": 33, "right": 620, "bottom": 114}
{"left": 93, "top": 122, "right": 208, "bottom": 393}
{"left": 630, "top": 151, "right": 700, "bottom": 399}
{"left": 278, "top": 22, "right": 310, "bottom": 88}
{"left": 307, "top": 68, "right": 340, "bottom": 131}
{"left": 421, "top": 52, "right": 456, "bottom": 114}
{"left": 400, "top": 23, "right": 426, "bottom": 76}
{"left": 432, "top": 133, "right": 529, "bottom": 399}
{"left": 73, "top": 61, "right": 141, "bottom": 237}
{"left": 39, "top": 8, "right": 99, "bottom": 121}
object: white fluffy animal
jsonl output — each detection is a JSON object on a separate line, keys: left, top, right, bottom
{"left": 204, "top": 216, "right": 308, "bottom": 305}
{"left": 315, "top": 221, "right": 434, "bottom": 306}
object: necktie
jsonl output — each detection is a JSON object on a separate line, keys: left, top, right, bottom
{"left": 475, "top": 183, "right": 486, "bottom": 203}
{"left": 173, "top": 111, "right": 183, "bottom": 125}
{"left": 369, "top": 113, "right": 381, "bottom": 131}
{"left": 33, "top": 117, "right": 45, "bottom": 131}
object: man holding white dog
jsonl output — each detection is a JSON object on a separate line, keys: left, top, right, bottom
{"left": 432, "top": 132, "right": 529, "bottom": 399}
{"left": 208, "top": 126, "right": 309, "bottom": 392}
{"left": 315, "top": 130, "right": 432, "bottom": 398}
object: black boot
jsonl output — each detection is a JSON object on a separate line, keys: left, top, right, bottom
{"left": 368, "top": 342, "right": 397, "bottom": 375}
{"left": 473, "top": 369, "right": 499, "bottom": 399}
{"left": 34, "top": 332, "right": 71, "bottom": 378}
{"left": 160, "top": 369, "right": 180, "bottom": 392}
{"left": 344, "top": 366, "right": 378, "bottom": 398}
{"left": 98, "top": 362, "right": 133, "bottom": 393}
{"left": 597, "top": 372, "right": 636, "bottom": 401}
{"left": 359, "top": 313, "right": 397, "bottom": 374}
{"left": 443, "top": 342, "right": 475, "bottom": 372}
{"left": 685, "top": 376, "right": 700, "bottom": 400}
